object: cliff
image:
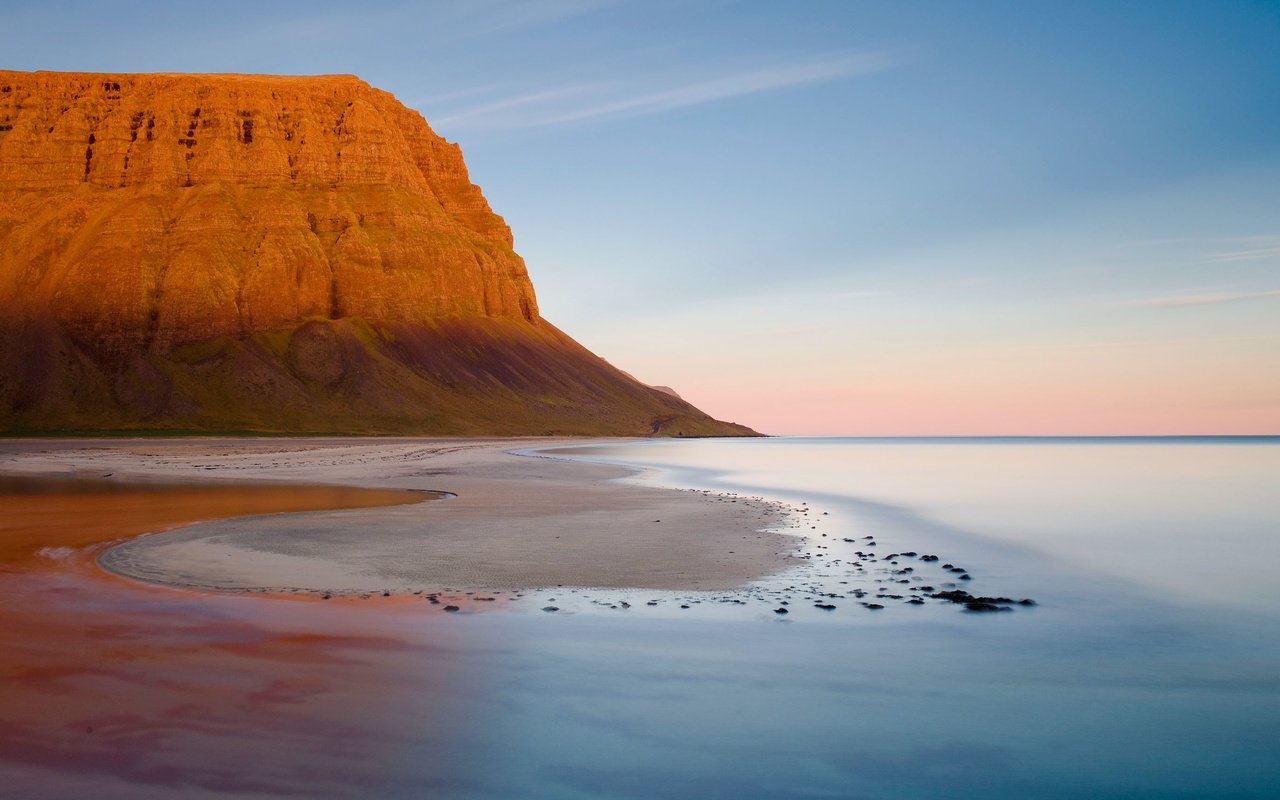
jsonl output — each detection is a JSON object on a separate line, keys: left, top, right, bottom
{"left": 0, "top": 71, "right": 756, "bottom": 436}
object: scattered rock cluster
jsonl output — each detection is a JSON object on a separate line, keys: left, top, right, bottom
{"left": 281, "top": 490, "right": 1038, "bottom": 619}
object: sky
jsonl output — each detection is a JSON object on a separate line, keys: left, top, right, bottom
{"left": 3, "top": 0, "right": 1278, "bottom": 434}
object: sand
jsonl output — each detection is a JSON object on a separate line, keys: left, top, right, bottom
{"left": 0, "top": 438, "right": 796, "bottom": 594}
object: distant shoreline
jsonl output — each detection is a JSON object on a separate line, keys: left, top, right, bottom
{"left": 0, "top": 437, "right": 796, "bottom": 596}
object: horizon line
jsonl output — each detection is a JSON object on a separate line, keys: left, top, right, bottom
{"left": 760, "top": 433, "right": 1280, "bottom": 440}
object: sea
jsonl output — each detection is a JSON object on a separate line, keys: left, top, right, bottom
{"left": 470, "top": 436, "right": 1280, "bottom": 799}
{"left": 3, "top": 436, "right": 1278, "bottom": 799}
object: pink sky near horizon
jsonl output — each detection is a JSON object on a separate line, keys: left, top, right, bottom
{"left": 688, "top": 388, "right": 1280, "bottom": 437}
{"left": 675, "top": 371, "right": 1280, "bottom": 437}
{"left": 658, "top": 348, "right": 1280, "bottom": 436}
{"left": 5, "top": 1, "right": 1275, "bottom": 437}
{"left": 575, "top": 260, "right": 1280, "bottom": 436}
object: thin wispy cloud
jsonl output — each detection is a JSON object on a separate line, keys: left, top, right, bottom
{"left": 1112, "top": 233, "right": 1280, "bottom": 255}
{"left": 433, "top": 50, "right": 907, "bottom": 130}
{"left": 433, "top": 84, "right": 606, "bottom": 125}
{"left": 1134, "top": 289, "right": 1280, "bottom": 308}
{"left": 408, "top": 83, "right": 509, "bottom": 109}
{"left": 1111, "top": 232, "right": 1280, "bottom": 248}
{"left": 1200, "top": 245, "right": 1280, "bottom": 263}
{"left": 535, "top": 51, "right": 902, "bottom": 126}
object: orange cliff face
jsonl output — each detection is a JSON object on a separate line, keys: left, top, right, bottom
{"left": 0, "top": 72, "right": 535, "bottom": 350}
{"left": 0, "top": 71, "right": 756, "bottom": 436}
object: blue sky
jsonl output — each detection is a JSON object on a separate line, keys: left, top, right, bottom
{"left": 4, "top": 1, "right": 1278, "bottom": 433}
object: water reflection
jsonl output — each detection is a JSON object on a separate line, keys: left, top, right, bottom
{"left": 3, "top": 440, "right": 1279, "bottom": 799}
{"left": 549, "top": 437, "right": 1280, "bottom": 613}
{"left": 0, "top": 477, "right": 473, "bottom": 798}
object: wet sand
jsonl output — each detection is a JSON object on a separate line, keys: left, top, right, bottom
{"left": 0, "top": 475, "right": 468, "bottom": 798}
{"left": 0, "top": 474, "right": 428, "bottom": 568}
{"left": 0, "top": 438, "right": 794, "bottom": 595}
{"left": 0, "top": 439, "right": 792, "bottom": 797}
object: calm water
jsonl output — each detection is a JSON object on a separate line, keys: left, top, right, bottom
{"left": 483, "top": 436, "right": 1280, "bottom": 800}
{"left": 5, "top": 437, "right": 1278, "bottom": 799}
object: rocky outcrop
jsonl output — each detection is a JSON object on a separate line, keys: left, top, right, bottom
{"left": 0, "top": 71, "right": 756, "bottom": 436}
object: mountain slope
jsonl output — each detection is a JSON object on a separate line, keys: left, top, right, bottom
{"left": 0, "top": 71, "right": 755, "bottom": 436}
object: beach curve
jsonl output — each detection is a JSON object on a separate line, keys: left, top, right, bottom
{"left": 2, "top": 438, "right": 798, "bottom": 596}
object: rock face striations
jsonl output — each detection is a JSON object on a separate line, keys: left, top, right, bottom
{"left": 0, "top": 71, "right": 755, "bottom": 435}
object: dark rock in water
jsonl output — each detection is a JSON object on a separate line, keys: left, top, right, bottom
{"left": 680, "top": 604, "right": 691, "bottom": 609}
{"left": 814, "top": 603, "right": 837, "bottom": 610}
{"left": 964, "top": 601, "right": 1010, "bottom": 612}
{"left": 906, "top": 598, "right": 925, "bottom": 605}
{"left": 774, "top": 607, "right": 789, "bottom": 614}
{"left": 959, "top": 574, "right": 973, "bottom": 581}
{"left": 541, "top": 606, "right": 559, "bottom": 612}
{"left": 863, "top": 603, "right": 885, "bottom": 610}
{"left": 444, "top": 605, "right": 461, "bottom": 612}
{"left": 920, "top": 555, "right": 939, "bottom": 562}
{"left": 382, "top": 590, "right": 391, "bottom": 597}
{"left": 932, "top": 589, "right": 1020, "bottom": 612}
{"left": 1018, "top": 598, "right": 1037, "bottom": 606}
{"left": 900, "top": 551, "right": 918, "bottom": 557}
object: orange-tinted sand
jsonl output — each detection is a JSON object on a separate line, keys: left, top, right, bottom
{"left": 0, "top": 439, "right": 794, "bottom": 796}
{"left": 0, "top": 478, "right": 466, "bottom": 798}
{"left": 9, "top": 440, "right": 793, "bottom": 594}
{"left": 0, "top": 476, "right": 424, "bottom": 569}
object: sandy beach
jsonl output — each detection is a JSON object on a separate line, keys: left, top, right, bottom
{"left": 0, "top": 438, "right": 796, "bottom": 595}
{"left": 0, "top": 438, "right": 795, "bottom": 798}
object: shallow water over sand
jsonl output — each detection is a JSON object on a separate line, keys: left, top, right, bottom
{"left": 0, "top": 477, "right": 451, "bottom": 798}
{"left": 524, "top": 437, "right": 1280, "bottom": 798}
{"left": 558, "top": 437, "right": 1280, "bottom": 613}
{"left": 2, "top": 438, "right": 1278, "bottom": 799}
